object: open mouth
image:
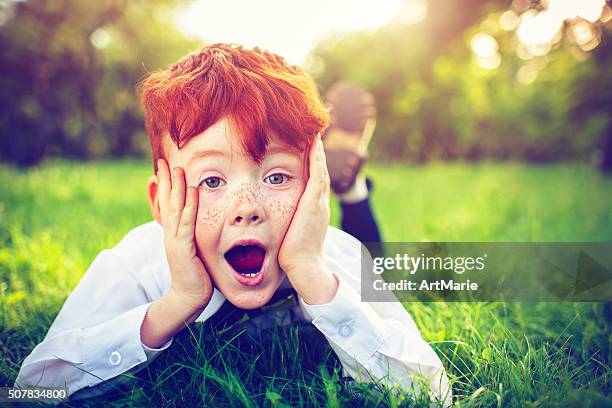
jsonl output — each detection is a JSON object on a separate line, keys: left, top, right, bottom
{"left": 224, "top": 242, "right": 267, "bottom": 286}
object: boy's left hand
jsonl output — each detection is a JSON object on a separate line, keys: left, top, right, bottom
{"left": 278, "top": 134, "right": 339, "bottom": 305}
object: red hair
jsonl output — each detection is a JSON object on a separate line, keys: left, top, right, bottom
{"left": 140, "top": 43, "right": 329, "bottom": 171}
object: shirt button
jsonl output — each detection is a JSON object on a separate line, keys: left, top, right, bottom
{"left": 109, "top": 351, "right": 122, "bottom": 366}
{"left": 338, "top": 323, "right": 353, "bottom": 337}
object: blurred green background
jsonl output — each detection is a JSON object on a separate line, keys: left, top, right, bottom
{"left": 0, "top": 0, "right": 611, "bottom": 169}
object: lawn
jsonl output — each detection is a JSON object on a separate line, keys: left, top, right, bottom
{"left": 0, "top": 159, "right": 610, "bottom": 407}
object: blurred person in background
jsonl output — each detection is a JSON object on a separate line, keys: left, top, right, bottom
{"left": 323, "top": 81, "right": 382, "bottom": 244}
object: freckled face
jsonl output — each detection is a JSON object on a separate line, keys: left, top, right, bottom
{"left": 163, "top": 118, "right": 307, "bottom": 309}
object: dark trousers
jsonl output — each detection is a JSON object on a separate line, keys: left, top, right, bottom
{"left": 340, "top": 190, "right": 381, "bottom": 244}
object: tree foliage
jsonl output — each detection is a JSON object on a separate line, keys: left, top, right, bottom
{"left": 0, "top": 0, "right": 610, "bottom": 169}
{"left": 0, "top": 0, "right": 200, "bottom": 166}
{"left": 311, "top": 0, "right": 612, "bottom": 166}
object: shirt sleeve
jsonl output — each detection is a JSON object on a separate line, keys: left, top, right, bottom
{"left": 299, "top": 240, "right": 452, "bottom": 407}
{"left": 13, "top": 249, "right": 170, "bottom": 398}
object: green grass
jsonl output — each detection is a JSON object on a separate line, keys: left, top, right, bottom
{"left": 1, "top": 159, "right": 611, "bottom": 407}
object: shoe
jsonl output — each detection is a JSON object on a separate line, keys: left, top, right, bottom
{"left": 322, "top": 81, "right": 376, "bottom": 195}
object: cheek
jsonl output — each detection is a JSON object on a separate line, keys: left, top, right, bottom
{"left": 271, "top": 192, "right": 300, "bottom": 218}
{"left": 260, "top": 184, "right": 303, "bottom": 231}
{"left": 195, "top": 193, "right": 228, "bottom": 234}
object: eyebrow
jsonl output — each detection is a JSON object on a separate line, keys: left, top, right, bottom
{"left": 188, "top": 149, "right": 226, "bottom": 165}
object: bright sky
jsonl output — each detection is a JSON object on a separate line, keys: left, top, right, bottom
{"left": 176, "top": 0, "right": 426, "bottom": 66}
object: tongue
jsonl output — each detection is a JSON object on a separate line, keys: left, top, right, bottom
{"left": 226, "top": 245, "right": 265, "bottom": 273}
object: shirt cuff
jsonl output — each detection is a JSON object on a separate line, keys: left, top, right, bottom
{"left": 141, "top": 338, "right": 173, "bottom": 360}
{"left": 298, "top": 273, "right": 386, "bottom": 364}
{"left": 79, "top": 302, "right": 153, "bottom": 387}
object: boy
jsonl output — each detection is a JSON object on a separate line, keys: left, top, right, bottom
{"left": 14, "top": 44, "right": 451, "bottom": 406}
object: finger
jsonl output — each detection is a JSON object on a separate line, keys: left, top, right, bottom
{"left": 157, "top": 159, "right": 171, "bottom": 222}
{"left": 168, "top": 166, "right": 186, "bottom": 237}
{"left": 317, "top": 136, "right": 331, "bottom": 193}
{"left": 308, "top": 134, "right": 324, "bottom": 185}
{"left": 178, "top": 186, "right": 198, "bottom": 242}
{"left": 309, "top": 134, "right": 330, "bottom": 196}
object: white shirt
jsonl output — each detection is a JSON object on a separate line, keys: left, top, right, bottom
{"left": 14, "top": 221, "right": 451, "bottom": 406}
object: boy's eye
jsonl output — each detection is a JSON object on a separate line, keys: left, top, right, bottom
{"left": 201, "top": 176, "right": 226, "bottom": 189}
{"left": 264, "top": 173, "right": 288, "bottom": 185}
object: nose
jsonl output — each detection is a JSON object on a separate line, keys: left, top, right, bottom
{"left": 229, "top": 185, "right": 265, "bottom": 226}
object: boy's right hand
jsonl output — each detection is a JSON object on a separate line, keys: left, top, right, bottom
{"left": 157, "top": 159, "right": 213, "bottom": 314}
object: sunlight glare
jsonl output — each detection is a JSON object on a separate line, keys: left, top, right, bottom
{"left": 516, "top": 10, "right": 563, "bottom": 47}
{"left": 176, "top": 0, "right": 404, "bottom": 65}
{"left": 471, "top": 33, "right": 501, "bottom": 70}
{"left": 499, "top": 10, "right": 519, "bottom": 31}
{"left": 571, "top": 20, "right": 600, "bottom": 51}
{"left": 471, "top": 33, "right": 498, "bottom": 58}
{"left": 547, "top": 0, "right": 605, "bottom": 23}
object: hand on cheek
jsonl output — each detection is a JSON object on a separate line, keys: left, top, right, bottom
{"left": 157, "top": 159, "right": 213, "bottom": 312}
{"left": 278, "top": 135, "right": 339, "bottom": 305}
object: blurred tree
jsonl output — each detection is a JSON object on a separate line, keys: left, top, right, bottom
{"left": 312, "top": 0, "right": 505, "bottom": 161}
{"left": 311, "top": 0, "right": 611, "bottom": 167}
{"left": 0, "top": 0, "right": 199, "bottom": 166}
{"left": 1, "top": 0, "right": 609, "bottom": 168}
{"left": 572, "top": 26, "right": 612, "bottom": 172}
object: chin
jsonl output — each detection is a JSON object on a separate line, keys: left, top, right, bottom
{"left": 225, "top": 288, "right": 277, "bottom": 310}
{"left": 218, "top": 265, "right": 286, "bottom": 310}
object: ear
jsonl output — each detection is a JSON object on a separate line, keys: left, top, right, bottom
{"left": 147, "top": 174, "right": 162, "bottom": 225}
